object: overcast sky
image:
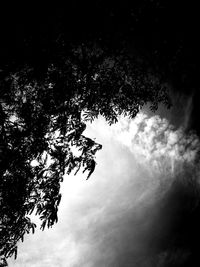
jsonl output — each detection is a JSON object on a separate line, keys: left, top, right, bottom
{"left": 8, "top": 94, "right": 200, "bottom": 267}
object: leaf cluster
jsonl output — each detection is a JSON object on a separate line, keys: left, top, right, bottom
{"left": 0, "top": 42, "right": 170, "bottom": 263}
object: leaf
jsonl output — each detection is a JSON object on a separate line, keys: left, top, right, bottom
{"left": 40, "top": 220, "right": 47, "bottom": 231}
{"left": 14, "top": 247, "right": 18, "bottom": 260}
{"left": 31, "top": 224, "right": 36, "bottom": 234}
{"left": 57, "top": 194, "right": 62, "bottom": 206}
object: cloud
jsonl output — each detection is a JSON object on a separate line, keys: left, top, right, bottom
{"left": 8, "top": 110, "right": 200, "bottom": 267}
{"left": 110, "top": 113, "right": 200, "bottom": 174}
{"left": 79, "top": 113, "right": 200, "bottom": 267}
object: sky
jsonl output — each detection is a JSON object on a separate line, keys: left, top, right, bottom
{"left": 1, "top": 2, "right": 200, "bottom": 267}
{"left": 8, "top": 93, "right": 200, "bottom": 267}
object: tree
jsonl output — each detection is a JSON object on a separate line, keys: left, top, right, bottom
{"left": 0, "top": 41, "right": 171, "bottom": 265}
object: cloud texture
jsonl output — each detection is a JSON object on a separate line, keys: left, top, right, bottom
{"left": 9, "top": 110, "right": 200, "bottom": 267}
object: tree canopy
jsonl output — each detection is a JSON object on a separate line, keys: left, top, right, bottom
{"left": 0, "top": 40, "right": 171, "bottom": 265}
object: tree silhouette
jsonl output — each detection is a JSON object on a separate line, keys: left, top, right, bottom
{"left": 0, "top": 41, "right": 171, "bottom": 264}
{"left": 1, "top": 1, "right": 200, "bottom": 265}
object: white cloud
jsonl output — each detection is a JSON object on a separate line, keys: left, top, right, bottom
{"left": 8, "top": 111, "right": 200, "bottom": 267}
{"left": 107, "top": 113, "right": 200, "bottom": 177}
